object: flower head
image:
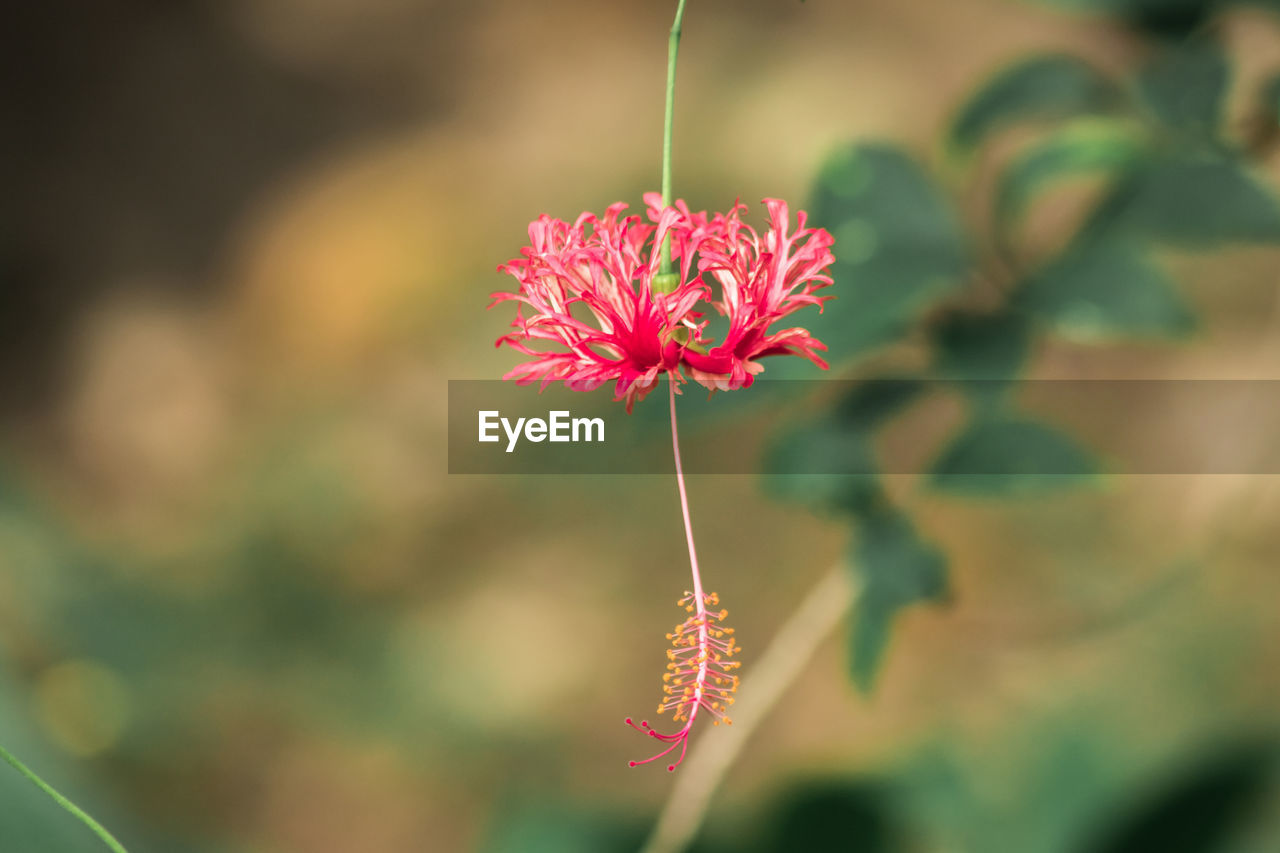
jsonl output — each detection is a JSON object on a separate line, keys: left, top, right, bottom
{"left": 492, "top": 196, "right": 836, "bottom": 407}
{"left": 491, "top": 202, "right": 707, "bottom": 411}
{"left": 676, "top": 197, "right": 836, "bottom": 391}
{"left": 625, "top": 591, "right": 740, "bottom": 771}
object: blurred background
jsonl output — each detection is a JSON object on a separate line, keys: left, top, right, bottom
{"left": 3, "top": 0, "right": 1280, "bottom": 851}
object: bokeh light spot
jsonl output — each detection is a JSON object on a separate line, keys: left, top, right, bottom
{"left": 33, "top": 660, "right": 132, "bottom": 758}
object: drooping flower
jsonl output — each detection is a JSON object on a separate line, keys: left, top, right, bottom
{"left": 493, "top": 196, "right": 831, "bottom": 771}
{"left": 664, "top": 196, "right": 836, "bottom": 391}
{"left": 625, "top": 590, "right": 740, "bottom": 771}
{"left": 490, "top": 202, "right": 708, "bottom": 411}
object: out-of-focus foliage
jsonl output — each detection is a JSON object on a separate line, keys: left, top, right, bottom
{"left": 1016, "top": 240, "right": 1194, "bottom": 339}
{"left": 1080, "top": 740, "right": 1279, "bottom": 853}
{"left": 485, "top": 740, "right": 1280, "bottom": 853}
{"left": 484, "top": 800, "right": 649, "bottom": 853}
{"left": 847, "top": 507, "right": 948, "bottom": 691}
{"left": 747, "top": 779, "right": 908, "bottom": 853}
{"left": 993, "top": 122, "right": 1144, "bottom": 233}
{"left": 801, "top": 146, "right": 969, "bottom": 361}
{"left": 947, "top": 56, "right": 1128, "bottom": 155}
{"left": 929, "top": 414, "right": 1099, "bottom": 494}
{"left": 483, "top": 778, "right": 911, "bottom": 853}
{"left": 768, "top": 0, "right": 1280, "bottom": 693}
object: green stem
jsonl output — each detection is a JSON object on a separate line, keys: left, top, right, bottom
{"left": 659, "top": 0, "right": 688, "bottom": 277}
{"left": 0, "top": 742, "right": 130, "bottom": 853}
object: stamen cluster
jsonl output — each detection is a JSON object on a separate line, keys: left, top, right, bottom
{"left": 659, "top": 591, "right": 740, "bottom": 723}
{"left": 624, "top": 591, "right": 741, "bottom": 771}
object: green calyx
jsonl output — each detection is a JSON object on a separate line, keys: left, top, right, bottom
{"left": 652, "top": 272, "right": 681, "bottom": 294}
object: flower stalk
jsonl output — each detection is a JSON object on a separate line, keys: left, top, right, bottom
{"left": 658, "top": 0, "right": 688, "bottom": 283}
{"left": 623, "top": 376, "right": 741, "bottom": 772}
{"left": 667, "top": 374, "right": 702, "bottom": 612}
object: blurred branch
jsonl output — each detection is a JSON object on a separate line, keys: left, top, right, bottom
{"left": 639, "top": 563, "right": 860, "bottom": 853}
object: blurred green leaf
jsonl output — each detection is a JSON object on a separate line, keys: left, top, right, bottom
{"left": 1018, "top": 240, "right": 1193, "bottom": 340}
{"left": 931, "top": 310, "right": 1032, "bottom": 406}
{"left": 833, "top": 376, "right": 929, "bottom": 429}
{"left": 949, "top": 56, "right": 1126, "bottom": 154}
{"left": 755, "top": 779, "right": 906, "bottom": 853}
{"left": 1034, "top": 0, "right": 1218, "bottom": 40}
{"left": 1081, "top": 740, "right": 1279, "bottom": 853}
{"left": 762, "top": 416, "right": 883, "bottom": 515}
{"left": 1262, "top": 72, "right": 1280, "bottom": 123}
{"left": 482, "top": 800, "right": 646, "bottom": 853}
{"left": 1086, "top": 155, "right": 1280, "bottom": 247}
{"left": 1137, "top": 41, "right": 1229, "bottom": 139}
{"left": 849, "top": 509, "right": 948, "bottom": 691}
{"left": 850, "top": 591, "right": 896, "bottom": 695}
{"left": 995, "top": 121, "right": 1144, "bottom": 232}
{"left": 902, "top": 731, "right": 1130, "bottom": 853}
{"left": 765, "top": 378, "right": 932, "bottom": 515}
{"left": 929, "top": 415, "right": 1098, "bottom": 495}
{"left": 804, "top": 144, "right": 969, "bottom": 361}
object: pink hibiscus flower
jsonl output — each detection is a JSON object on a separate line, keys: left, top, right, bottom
{"left": 492, "top": 195, "right": 835, "bottom": 407}
{"left": 491, "top": 201, "right": 708, "bottom": 412}
{"left": 672, "top": 197, "right": 836, "bottom": 391}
